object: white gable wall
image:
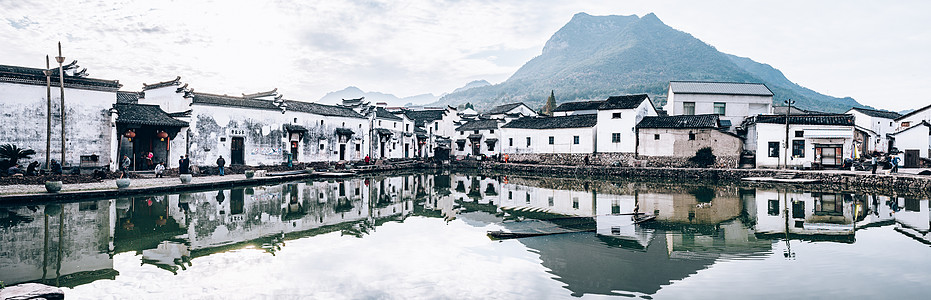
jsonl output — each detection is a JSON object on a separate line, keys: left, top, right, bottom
{"left": 596, "top": 100, "right": 657, "bottom": 153}
{"left": 665, "top": 92, "right": 772, "bottom": 126}
{"left": 751, "top": 122, "right": 854, "bottom": 168}
{"left": 500, "top": 126, "right": 595, "bottom": 154}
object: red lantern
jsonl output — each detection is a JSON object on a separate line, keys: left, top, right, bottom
{"left": 157, "top": 131, "right": 169, "bottom": 139}
{"left": 124, "top": 130, "right": 136, "bottom": 139}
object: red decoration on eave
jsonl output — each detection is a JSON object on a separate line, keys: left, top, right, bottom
{"left": 157, "top": 131, "right": 169, "bottom": 139}
{"left": 124, "top": 130, "right": 136, "bottom": 138}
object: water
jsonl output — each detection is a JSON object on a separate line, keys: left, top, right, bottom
{"left": 1, "top": 172, "right": 929, "bottom": 299}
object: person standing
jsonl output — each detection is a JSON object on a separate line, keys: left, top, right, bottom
{"left": 216, "top": 155, "right": 226, "bottom": 176}
{"left": 178, "top": 155, "right": 189, "bottom": 175}
{"left": 365, "top": 155, "right": 371, "bottom": 165}
{"left": 891, "top": 154, "right": 900, "bottom": 174}
{"left": 871, "top": 155, "right": 878, "bottom": 174}
{"left": 121, "top": 155, "right": 131, "bottom": 172}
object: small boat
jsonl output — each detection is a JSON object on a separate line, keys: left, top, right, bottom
{"left": 266, "top": 170, "right": 309, "bottom": 176}
{"left": 632, "top": 214, "right": 656, "bottom": 224}
{"left": 316, "top": 171, "right": 357, "bottom": 178}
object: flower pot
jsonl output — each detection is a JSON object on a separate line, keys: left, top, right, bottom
{"left": 244, "top": 170, "right": 255, "bottom": 179}
{"left": 116, "top": 178, "right": 131, "bottom": 189}
{"left": 180, "top": 174, "right": 193, "bottom": 184}
{"left": 45, "top": 181, "right": 63, "bottom": 193}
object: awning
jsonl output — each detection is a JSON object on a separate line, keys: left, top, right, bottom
{"left": 374, "top": 128, "right": 393, "bottom": 136}
{"left": 804, "top": 128, "right": 853, "bottom": 139}
{"left": 284, "top": 124, "right": 308, "bottom": 132}
{"left": 455, "top": 139, "right": 466, "bottom": 145}
{"left": 468, "top": 134, "right": 483, "bottom": 139}
{"left": 335, "top": 128, "right": 354, "bottom": 136}
{"left": 484, "top": 138, "right": 498, "bottom": 145}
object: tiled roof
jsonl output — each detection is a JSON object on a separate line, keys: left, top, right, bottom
{"left": 849, "top": 107, "right": 902, "bottom": 120}
{"left": 375, "top": 107, "right": 403, "bottom": 121}
{"left": 485, "top": 103, "right": 526, "bottom": 115}
{"left": 455, "top": 119, "right": 500, "bottom": 131}
{"left": 896, "top": 104, "right": 931, "bottom": 121}
{"left": 283, "top": 124, "right": 308, "bottom": 132}
{"left": 637, "top": 114, "right": 720, "bottom": 129}
{"left": 192, "top": 92, "right": 363, "bottom": 118}
{"left": 0, "top": 64, "right": 121, "bottom": 92}
{"left": 745, "top": 114, "right": 855, "bottom": 126}
{"left": 553, "top": 94, "right": 649, "bottom": 112}
{"left": 892, "top": 121, "right": 931, "bottom": 135}
{"left": 117, "top": 91, "right": 141, "bottom": 104}
{"left": 502, "top": 115, "right": 597, "bottom": 129}
{"left": 142, "top": 76, "right": 181, "bottom": 91}
{"left": 553, "top": 99, "right": 603, "bottom": 112}
{"left": 599, "top": 94, "right": 650, "bottom": 110}
{"left": 404, "top": 110, "right": 446, "bottom": 122}
{"left": 669, "top": 81, "right": 773, "bottom": 96}
{"left": 113, "top": 103, "right": 189, "bottom": 127}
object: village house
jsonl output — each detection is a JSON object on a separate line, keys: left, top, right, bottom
{"left": 0, "top": 63, "right": 122, "bottom": 171}
{"left": 135, "top": 77, "right": 369, "bottom": 169}
{"left": 890, "top": 121, "right": 930, "bottom": 168}
{"left": 482, "top": 102, "right": 537, "bottom": 121}
{"left": 844, "top": 107, "right": 900, "bottom": 154}
{"left": 742, "top": 114, "right": 855, "bottom": 169}
{"left": 895, "top": 103, "right": 931, "bottom": 131}
{"left": 500, "top": 115, "right": 597, "bottom": 154}
{"left": 636, "top": 114, "right": 742, "bottom": 165}
{"left": 403, "top": 107, "right": 460, "bottom": 159}
{"left": 453, "top": 119, "right": 502, "bottom": 158}
{"left": 552, "top": 94, "right": 657, "bottom": 153}
{"left": 664, "top": 81, "right": 773, "bottom": 130}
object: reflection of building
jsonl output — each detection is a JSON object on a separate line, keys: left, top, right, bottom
{"left": 0, "top": 200, "right": 116, "bottom": 286}
{"left": 894, "top": 198, "right": 930, "bottom": 244}
{"left": 751, "top": 190, "right": 856, "bottom": 238}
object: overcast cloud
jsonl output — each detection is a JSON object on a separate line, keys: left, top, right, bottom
{"left": 1, "top": 0, "right": 928, "bottom": 111}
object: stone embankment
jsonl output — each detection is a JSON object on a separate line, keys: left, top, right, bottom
{"left": 457, "top": 161, "right": 931, "bottom": 198}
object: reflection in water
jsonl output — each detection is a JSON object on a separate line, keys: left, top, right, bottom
{"left": 0, "top": 172, "right": 930, "bottom": 298}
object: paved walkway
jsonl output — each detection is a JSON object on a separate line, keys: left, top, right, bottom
{"left": 1, "top": 174, "right": 249, "bottom": 196}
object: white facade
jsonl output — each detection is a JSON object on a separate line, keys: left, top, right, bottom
{"left": 895, "top": 104, "right": 931, "bottom": 132}
{"left": 892, "top": 122, "right": 930, "bottom": 162}
{"left": 752, "top": 189, "right": 855, "bottom": 236}
{"left": 664, "top": 82, "right": 773, "bottom": 128}
{"left": 501, "top": 127, "right": 596, "bottom": 154}
{"left": 747, "top": 122, "right": 854, "bottom": 168}
{"left": 846, "top": 108, "right": 899, "bottom": 153}
{"left": 453, "top": 126, "right": 501, "bottom": 157}
{"left": 596, "top": 99, "right": 657, "bottom": 153}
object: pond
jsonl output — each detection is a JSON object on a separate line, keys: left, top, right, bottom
{"left": 1, "top": 172, "right": 929, "bottom": 299}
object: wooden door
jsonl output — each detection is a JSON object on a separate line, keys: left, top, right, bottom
{"left": 231, "top": 137, "right": 245, "bottom": 165}
{"left": 905, "top": 150, "right": 920, "bottom": 168}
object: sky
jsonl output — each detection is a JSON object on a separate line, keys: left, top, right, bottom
{"left": 1, "top": 0, "right": 928, "bottom": 111}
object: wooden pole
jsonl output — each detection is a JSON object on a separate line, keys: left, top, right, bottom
{"left": 56, "top": 42, "right": 66, "bottom": 166}
{"left": 45, "top": 56, "right": 52, "bottom": 167}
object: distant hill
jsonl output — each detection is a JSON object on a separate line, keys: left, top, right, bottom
{"left": 452, "top": 80, "right": 491, "bottom": 94}
{"left": 317, "top": 86, "right": 438, "bottom": 107}
{"left": 434, "top": 12, "right": 865, "bottom": 113}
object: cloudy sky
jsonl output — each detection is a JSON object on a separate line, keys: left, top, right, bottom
{"left": 2, "top": 0, "right": 928, "bottom": 111}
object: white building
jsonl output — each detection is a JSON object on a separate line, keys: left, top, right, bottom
{"left": 895, "top": 104, "right": 931, "bottom": 132}
{"left": 743, "top": 114, "right": 856, "bottom": 168}
{"left": 752, "top": 189, "right": 855, "bottom": 237}
{"left": 453, "top": 119, "right": 502, "bottom": 158}
{"left": 403, "top": 107, "right": 460, "bottom": 158}
{"left": 500, "top": 115, "right": 597, "bottom": 154}
{"left": 636, "top": 114, "right": 743, "bottom": 161}
{"left": 845, "top": 107, "right": 901, "bottom": 154}
{"left": 0, "top": 63, "right": 122, "bottom": 171}
{"left": 483, "top": 102, "right": 538, "bottom": 121}
{"left": 552, "top": 94, "right": 657, "bottom": 153}
{"left": 371, "top": 107, "right": 415, "bottom": 159}
{"left": 891, "top": 121, "right": 930, "bottom": 168}
{"left": 664, "top": 81, "right": 773, "bottom": 129}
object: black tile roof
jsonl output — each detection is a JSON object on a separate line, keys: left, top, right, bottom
{"left": 637, "top": 114, "right": 720, "bottom": 129}
{"left": 896, "top": 104, "right": 931, "bottom": 121}
{"left": 485, "top": 102, "right": 526, "bottom": 115}
{"left": 142, "top": 76, "right": 181, "bottom": 91}
{"left": 0, "top": 64, "right": 121, "bottom": 92}
{"left": 553, "top": 94, "right": 649, "bottom": 112}
{"left": 404, "top": 110, "right": 446, "bottom": 122}
{"left": 745, "top": 114, "right": 855, "bottom": 126}
{"left": 191, "top": 92, "right": 364, "bottom": 118}
{"left": 113, "top": 103, "right": 189, "bottom": 127}
{"left": 117, "top": 91, "right": 141, "bottom": 104}
{"left": 455, "top": 119, "right": 500, "bottom": 131}
{"left": 283, "top": 124, "right": 308, "bottom": 132}
{"left": 502, "top": 115, "right": 598, "bottom": 129}
{"left": 849, "top": 107, "right": 902, "bottom": 120}
{"left": 375, "top": 107, "right": 403, "bottom": 121}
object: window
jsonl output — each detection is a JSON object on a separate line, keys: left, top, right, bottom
{"left": 490, "top": 129, "right": 494, "bottom": 134}
{"left": 795, "top": 130, "right": 804, "bottom": 138}
{"left": 435, "top": 122, "right": 439, "bottom": 130}
{"left": 688, "top": 131, "right": 695, "bottom": 140}
{"left": 572, "top": 197, "right": 579, "bottom": 209}
{"left": 548, "top": 197, "right": 554, "bottom": 206}
{"left": 342, "top": 122, "right": 345, "bottom": 127}
{"left": 356, "top": 144, "right": 361, "bottom": 151}
{"left": 683, "top": 102, "right": 695, "bottom": 115}
{"left": 768, "top": 141, "right": 780, "bottom": 157}
{"left": 526, "top": 137, "right": 531, "bottom": 147}
{"left": 487, "top": 142, "right": 494, "bottom": 151}
{"left": 902, "top": 122, "right": 911, "bottom": 127}
{"left": 612, "top": 112, "right": 622, "bottom": 119}
{"left": 319, "top": 144, "right": 325, "bottom": 150}
{"left": 293, "top": 118, "right": 298, "bottom": 123}
{"left": 393, "top": 122, "right": 396, "bottom": 128}
{"left": 611, "top": 133, "right": 621, "bottom": 143}
{"left": 792, "top": 140, "right": 805, "bottom": 157}
{"left": 713, "top": 102, "right": 726, "bottom": 115}
{"left": 460, "top": 131, "right": 464, "bottom": 135}
{"left": 321, "top": 120, "right": 324, "bottom": 125}
{"left": 378, "top": 120, "right": 382, "bottom": 126}
{"left": 654, "top": 134, "right": 660, "bottom": 140}
{"left": 768, "top": 200, "right": 780, "bottom": 216}
{"left": 406, "top": 124, "right": 409, "bottom": 131}
{"left": 526, "top": 193, "right": 531, "bottom": 204}
{"left": 573, "top": 136, "right": 580, "bottom": 144}
{"left": 548, "top": 136, "right": 554, "bottom": 144}
{"left": 474, "top": 130, "right": 479, "bottom": 134}
{"left": 508, "top": 191, "right": 512, "bottom": 199}
{"left": 509, "top": 138, "right": 513, "bottom": 147}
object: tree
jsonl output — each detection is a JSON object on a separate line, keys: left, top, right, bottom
{"left": 0, "top": 144, "right": 37, "bottom": 165}
{"left": 541, "top": 90, "right": 556, "bottom": 116}
{"left": 689, "top": 147, "right": 716, "bottom": 168}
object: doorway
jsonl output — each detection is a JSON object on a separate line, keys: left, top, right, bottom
{"left": 339, "top": 144, "right": 346, "bottom": 161}
{"left": 231, "top": 137, "right": 245, "bottom": 165}
{"left": 905, "top": 150, "right": 920, "bottom": 168}
{"left": 290, "top": 141, "right": 299, "bottom": 162}
{"left": 815, "top": 146, "right": 841, "bottom": 167}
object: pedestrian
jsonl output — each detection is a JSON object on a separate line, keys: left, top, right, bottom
{"left": 504, "top": 154, "right": 509, "bottom": 163}
{"left": 26, "top": 161, "right": 39, "bottom": 176}
{"left": 871, "top": 155, "right": 878, "bottom": 174}
{"left": 216, "top": 155, "right": 226, "bottom": 176}
{"left": 178, "top": 155, "right": 189, "bottom": 174}
{"left": 50, "top": 159, "right": 62, "bottom": 175}
{"left": 891, "top": 155, "right": 900, "bottom": 173}
{"left": 121, "top": 155, "right": 131, "bottom": 171}
{"left": 154, "top": 162, "right": 165, "bottom": 178}
{"left": 7, "top": 164, "right": 23, "bottom": 176}
{"left": 584, "top": 155, "right": 590, "bottom": 165}
{"left": 365, "top": 155, "right": 371, "bottom": 165}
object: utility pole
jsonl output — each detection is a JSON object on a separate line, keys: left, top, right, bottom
{"left": 44, "top": 56, "right": 52, "bottom": 167}
{"left": 55, "top": 42, "right": 66, "bottom": 166}
{"left": 783, "top": 99, "right": 794, "bottom": 169}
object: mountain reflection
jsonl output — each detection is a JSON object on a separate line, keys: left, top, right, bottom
{"left": 0, "top": 172, "right": 928, "bottom": 297}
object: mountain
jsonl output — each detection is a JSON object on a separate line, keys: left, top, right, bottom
{"left": 452, "top": 80, "right": 491, "bottom": 94}
{"left": 434, "top": 12, "right": 864, "bottom": 113}
{"left": 317, "top": 86, "right": 438, "bottom": 107}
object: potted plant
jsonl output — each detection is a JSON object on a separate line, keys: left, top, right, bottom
{"left": 180, "top": 174, "right": 193, "bottom": 184}
{"left": 244, "top": 170, "right": 255, "bottom": 179}
{"left": 45, "top": 180, "right": 63, "bottom": 193}
{"left": 116, "top": 178, "right": 131, "bottom": 189}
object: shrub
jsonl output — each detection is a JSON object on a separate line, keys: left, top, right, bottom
{"left": 0, "top": 144, "right": 36, "bottom": 165}
{"left": 689, "top": 147, "right": 716, "bottom": 168}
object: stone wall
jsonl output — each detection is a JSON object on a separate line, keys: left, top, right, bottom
{"left": 505, "top": 153, "right": 738, "bottom": 168}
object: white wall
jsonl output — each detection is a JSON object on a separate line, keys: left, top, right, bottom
{"left": 500, "top": 127, "right": 595, "bottom": 154}
{"left": 897, "top": 106, "right": 931, "bottom": 131}
{"left": 665, "top": 92, "right": 772, "bottom": 127}
{"left": 848, "top": 110, "right": 896, "bottom": 153}
{"left": 596, "top": 100, "right": 656, "bottom": 153}
{"left": 752, "top": 123, "right": 854, "bottom": 168}
{"left": 894, "top": 125, "right": 930, "bottom": 159}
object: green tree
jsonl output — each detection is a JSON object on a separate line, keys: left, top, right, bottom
{"left": 541, "top": 90, "right": 556, "bottom": 116}
{"left": 0, "top": 144, "right": 36, "bottom": 165}
{"left": 689, "top": 147, "right": 716, "bottom": 168}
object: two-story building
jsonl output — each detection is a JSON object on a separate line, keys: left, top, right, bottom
{"left": 552, "top": 94, "right": 657, "bottom": 153}
{"left": 743, "top": 114, "right": 855, "bottom": 169}
{"left": 845, "top": 107, "right": 900, "bottom": 154}
{"left": 500, "top": 115, "right": 598, "bottom": 154}
{"left": 664, "top": 81, "right": 773, "bottom": 130}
